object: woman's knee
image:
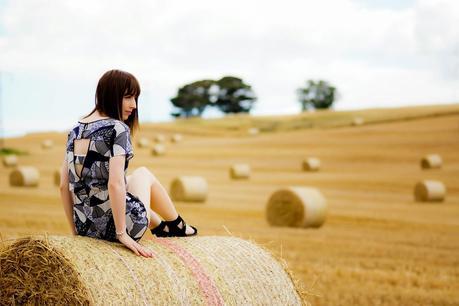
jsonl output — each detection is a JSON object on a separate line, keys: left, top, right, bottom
{"left": 133, "top": 166, "right": 158, "bottom": 185}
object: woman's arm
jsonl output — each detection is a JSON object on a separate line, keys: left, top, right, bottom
{"left": 108, "top": 121, "right": 152, "bottom": 257}
{"left": 59, "top": 159, "right": 77, "bottom": 235}
{"left": 108, "top": 155, "right": 152, "bottom": 257}
{"left": 107, "top": 155, "right": 127, "bottom": 235}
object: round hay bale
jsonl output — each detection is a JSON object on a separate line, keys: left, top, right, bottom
{"left": 248, "top": 127, "right": 259, "bottom": 136}
{"left": 136, "top": 137, "right": 150, "bottom": 148}
{"left": 266, "top": 186, "right": 327, "bottom": 228}
{"left": 171, "top": 133, "right": 183, "bottom": 143}
{"left": 302, "top": 157, "right": 321, "bottom": 172}
{"left": 151, "top": 144, "right": 166, "bottom": 156}
{"left": 420, "top": 154, "right": 442, "bottom": 169}
{"left": 414, "top": 180, "right": 446, "bottom": 202}
{"left": 155, "top": 134, "right": 166, "bottom": 143}
{"left": 54, "top": 169, "right": 61, "bottom": 186}
{"left": 230, "top": 164, "right": 251, "bottom": 179}
{"left": 170, "top": 176, "right": 208, "bottom": 202}
{"left": 41, "top": 139, "right": 54, "bottom": 149}
{"left": 2, "top": 155, "right": 18, "bottom": 167}
{"left": 0, "top": 235, "right": 304, "bottom": 305}
{"left": 9, "top": 166, "right": 40, "bottom": 187}
{"left": 352, "top": 117, "right": 364, "bottom": 126}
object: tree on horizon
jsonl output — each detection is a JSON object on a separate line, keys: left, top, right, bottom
{"left": 170, "top": 76, "right": 256, "bottom": 118}
{"left": 213, "top": 76, "right": 257, "bottom": 114}
{"left": 170, "top": 80, "right": 215, "bottom": 118}
{"left": 297, "top": 80, "right": 337, "bottom": 111}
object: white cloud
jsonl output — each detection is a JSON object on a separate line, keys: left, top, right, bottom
{"left": 414, "top": 0, "right": 459, "bottom": 79}
{"left": 0, "top": 0, "right": 458, "bottom": 136}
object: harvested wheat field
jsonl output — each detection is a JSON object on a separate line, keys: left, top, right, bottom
{"left": 1, "top": 104, "right": 459, "bottom": 305}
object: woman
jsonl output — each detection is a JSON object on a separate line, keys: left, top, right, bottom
{"left": 59, "top": 69, "right": 197, "bottom": 258}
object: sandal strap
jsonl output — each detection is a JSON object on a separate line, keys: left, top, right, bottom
{"left": 150, "top": 221, "right": 170, "bottom": 237}
{"left": 165, "top": 215, "right": 188, "bottom": 236}
{"left": 152, "top": 215, "right": 197, "bottom": 237}
{"left": 166, "top": 215, "right": 183, "bottom": 227}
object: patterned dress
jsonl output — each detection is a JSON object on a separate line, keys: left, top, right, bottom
{"left": 65, "top": 118, "right": 148, "bottom": 242}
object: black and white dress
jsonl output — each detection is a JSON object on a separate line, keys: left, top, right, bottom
{"left": 65, "top": 118, "right": 148, "bottom": 242}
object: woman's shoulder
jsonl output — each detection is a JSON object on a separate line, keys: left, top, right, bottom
{"left": 67, "top": 118, "right": 130, "bottom": 138}
{"left": 77, "top": 118, "right": 129, "bottom": 130}
{"left": 111, "top": 119, "right": 130, "bottom": 133}
{"left": 102, "top": 119, "right": 131, "bottom": 140}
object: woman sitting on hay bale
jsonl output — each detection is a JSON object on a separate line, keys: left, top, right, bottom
{"left": 59, "top": 69, "right": 197, "bottom": 258}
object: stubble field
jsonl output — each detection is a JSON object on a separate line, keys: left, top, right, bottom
{"left": 1, "top": 104, "right": 458, "bottom": 305}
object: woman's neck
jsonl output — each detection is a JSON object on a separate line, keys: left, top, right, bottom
{"left": 80, "top": 110, "right": 110, "bottom": 123}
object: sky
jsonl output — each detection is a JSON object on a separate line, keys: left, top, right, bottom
{"left": 0, "top": 0, "right": 458, "bottom": 137}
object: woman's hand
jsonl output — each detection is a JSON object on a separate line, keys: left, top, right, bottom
{"left": 117, "top": 233, "right": 154, "bottom": 258}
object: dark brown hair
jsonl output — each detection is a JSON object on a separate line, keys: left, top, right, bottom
{"left": 83, "top": 69, "right": 140, "bottom": 135}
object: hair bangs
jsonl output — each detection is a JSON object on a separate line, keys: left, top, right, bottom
{"left": 124, "top": 76, "right": 141, "bottom": 98}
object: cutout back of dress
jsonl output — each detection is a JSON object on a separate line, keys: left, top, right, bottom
{"left": 74, "top": 138, "right": 90, "bottom": 179}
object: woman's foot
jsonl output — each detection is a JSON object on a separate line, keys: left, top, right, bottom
{"left": 150, "top": 215, "right": 197, "bottom": 237}
{"left": 150, "top": 220, "right": 170, "bottom": 237}
{"left": 166, "top": 215, "right": 197, "bottom": 237}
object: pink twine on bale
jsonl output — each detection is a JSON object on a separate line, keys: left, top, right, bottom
{"left": 149, "top": 237, "right": 224, "bottom": 306}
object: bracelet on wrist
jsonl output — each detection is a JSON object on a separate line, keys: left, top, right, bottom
{"left": 116, "top": 227, "right": 126, "bottom": 237}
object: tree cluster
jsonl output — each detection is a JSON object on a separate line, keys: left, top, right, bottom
{"left": 170, "top": 76, "right": 257, "bottom": 118}
{"left": 170, "top": 77, "right": 338, "bottom": 118}
{"left": 297, "top": 80, "right": 337, "bottom": 111}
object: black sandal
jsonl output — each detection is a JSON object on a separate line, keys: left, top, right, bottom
{"left": 150, "top": 221, "right": 171, "bottom": 237}
{"left": 165, "top": 215, "right": 198, "bottom": 237}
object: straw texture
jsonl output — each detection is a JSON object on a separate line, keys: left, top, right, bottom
{"left": 151, "top": 144, "right": 166, "bottom": 156}
{"left": 41, "top": 139, "right": 54, "bottom": 149}
{"left": 9, "top": 166, "right": 40, "bottom": 187}
{"left": 170, "top": 176, "right": 208, "bottom": 202}
{"left": 248, "top": 128, "right": 259, "bottom": 136}
{"left": 266, "top": 186, "right": 327, "bottom": 228}
{"left": 171, "top": 134, "right": 183, "bottom": 143}
{"left": 420, "top": 154, "right": 442, "bottom": 169}
{"left": 229, "top": 164, "right": 251, "bottom": 179}
{"left": 0, "top": 236, "right": 92, "bottom": 305}
{"left": 352, "top": 117, "right": 364, "bottom": 126}
{"left": 302, "top": 158, "right": 320, "bottom": 172}
{"left": 137, "top": 137, "right": 150, "bottom": 148}
{"left": 0, "top": 235, "right": 303, "bottom": 305}
{"left": 414, "top": 180, "right": 446, "bottom": 202}
{"left": 155, "top": 134, "right": 166, "bottom": 143}
{"left": 2, "top": 155, "right": 18, "bottom": 167}
{"left": 54, "top": 169, "right": 61, "bottom": 186}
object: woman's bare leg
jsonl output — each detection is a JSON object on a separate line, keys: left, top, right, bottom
{"left": 127, "top": 167, "right": 195, "bottom": 234}
{"left": 126, "top": 172, "right": 161, "bottom": 228}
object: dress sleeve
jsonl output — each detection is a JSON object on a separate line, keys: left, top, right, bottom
{"left": 110, "top": 121, "right": 134, "bottom": 161}
{"left": 64, "top": 129, "right": 73, "bottom": 161}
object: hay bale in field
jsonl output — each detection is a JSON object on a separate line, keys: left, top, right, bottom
{"left": 2, "top": 154, "right": 18, "bottom": 167}
{"left": 230, "top": 163, "right": 251, "bottom": 179}
{"left": 136, "top": 137, "right": 150, "bottom": 148}
{"left": 266, "top": 186, "right": 327, "bottom": 228}
{"left": 248, "top": 127, "right": 259, "bottom": 135}
{"left": 41, "top": 139, "right": 54, "bottom": 149}
{"left": 420, "top": 154, "right": 442, "bottom": 169}
{"left": 0, "top": 235, "right": 304, "bottom": 305}
{"left": 170, "top": 176, "right": 208, "bottom": 202}
{"left": 352, "top": 117, "right": 364, "bottom": 126}
{"left": 155, "top": 134, "right": 166, "bottom": 143}
{"left": 414, "top": 180, "right": 446, "bottom": 202}
{"left": 151, "top": 144, "right": 166, "bottom": 156}
{"left": 9, "top": 166, "right": 40, "bottom": 187}
{"left": 54, "top": 169, "right": 61, "bottom": 186}
{"left": 171, "top": 133, "right": 183, "bottom": 143}
{"left": 302, "top": 157, "right": 321, "bottom": 172}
